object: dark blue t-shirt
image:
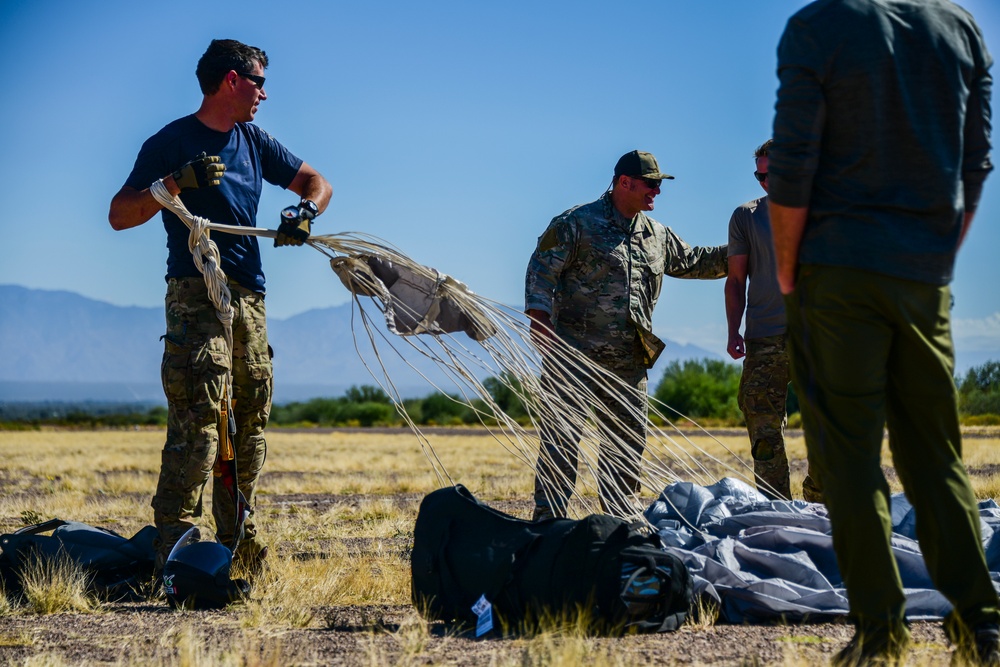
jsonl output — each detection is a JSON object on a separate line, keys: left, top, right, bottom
{"left": 124, "top": 115, "right": 303, "bottom": 292}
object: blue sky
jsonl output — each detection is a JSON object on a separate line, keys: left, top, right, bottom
{"left": 2, "top": 0, "right": 998, "bottom": 372}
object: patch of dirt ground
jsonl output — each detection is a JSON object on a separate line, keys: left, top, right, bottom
{"left": 0, "top": 605, "right": 960, "bottom": 665}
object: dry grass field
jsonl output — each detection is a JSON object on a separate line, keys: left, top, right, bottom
{"left": 0, "top": 427, "right": 997, "bottom": 666}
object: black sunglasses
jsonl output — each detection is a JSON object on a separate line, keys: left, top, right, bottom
{"left": 237, "top": 72, "right": 266, "bottom": 90}
{"left": 754, "top": 171, "right": 769, "bottom": 183}
{"left": 638, "top": 177, "right": 662, "bottom": 189}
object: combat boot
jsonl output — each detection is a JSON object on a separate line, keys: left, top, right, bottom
{"left": 832, "top": 622, "right": 910, "bottom": 667}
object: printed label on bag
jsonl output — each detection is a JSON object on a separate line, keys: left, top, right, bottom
{"left": 472, "top": 594, "right": 493, "bottom": 637}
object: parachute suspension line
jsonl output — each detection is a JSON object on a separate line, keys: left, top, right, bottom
{"left": 149, "top": 180, "right": 251, "bottom": 549}
{"left": 341, "top": 295, "right": 541, "bottom": 480}
{"left": 143, "top": 202, "right": 764, "bottom": 522}
{"left": 149, "top": 180, "right": 234, "bottom": 354}
{"left": 307, "top": 231, "right": 770, "bottom": 522}
{"left": 149, "top": 180, "right": 235, "bottom": 405}
{"left": 346, "top": 293, "right": 454, "bottom": 488}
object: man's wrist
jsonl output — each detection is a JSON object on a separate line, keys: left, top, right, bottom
{"left": 163, "top": 175, "right": 182, "bottom": 197}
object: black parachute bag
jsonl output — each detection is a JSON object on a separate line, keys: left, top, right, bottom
{"left": 411, "top": 484, "right": 541, "bottom": 629}
{"left": 411, "top": 485, "right": 692, "bottom": 636}
{"left": 0, "top": 519, "right": 157, "bottom": 602}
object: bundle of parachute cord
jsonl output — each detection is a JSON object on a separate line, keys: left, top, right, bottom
{"left": 150, "top": 180, "right": 774, "bottom": 531}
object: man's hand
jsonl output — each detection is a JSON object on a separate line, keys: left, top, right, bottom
{"left": 172, "top": 152, "right": 226, "bottom": 191}
{"left": 727, "top": 333, "right": 746, "bottom": 360}
{"left": 274, "top": 200, "right": 318, "bottom": 247}
{"left": 724, "top": 256, "right": 749, "bottom": 360}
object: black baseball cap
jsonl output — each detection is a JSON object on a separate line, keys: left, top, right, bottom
{"left": 613, "top": 150, "right": 675, "bottom": 180}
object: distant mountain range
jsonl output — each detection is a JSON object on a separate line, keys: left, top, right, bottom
{"left": 0, "top": 285, "right": 722, "bottom": 405}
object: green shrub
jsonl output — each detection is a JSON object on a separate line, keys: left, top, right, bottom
{"left": 957, "top": 361, "right": 1000, "bottom": 417}
{"left": 652, "top": 358, "right": 742, "bottom": 422}
{"left": 344, "top": 385, "right": 391, "bottom": 404}
{"left": 418, "top": 392, "right": 468, "bottom": 425}
{"left": 962, "top": 413, "right": 1000, "bottom": 426}
{"left": 483, "top": 373, "right": 529, "bottom": 420}
{"left": 339, "top": 401, "right": 397, "bottom": 427}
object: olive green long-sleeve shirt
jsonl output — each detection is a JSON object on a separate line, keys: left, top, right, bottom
{"left": 769, "top": 0, "right": 993, "bottom": 286}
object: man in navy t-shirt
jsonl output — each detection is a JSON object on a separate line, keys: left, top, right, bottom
{"left": 109, "top": 39, "right": 332, "bottom": 584}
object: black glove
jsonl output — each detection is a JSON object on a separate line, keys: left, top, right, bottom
{"left": 274, "top": 200, "right": 319, "bottom": 247}
{"left": 172, "top": 152, "right": 226, "bottom": 191}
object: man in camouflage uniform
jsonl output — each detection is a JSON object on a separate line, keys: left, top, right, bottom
{"left": 525, "top": 150, "right": 727, "bottom": 521}
{"left": 725, "top": 140, "right": 821, "bottom": 502}
{"left": 108, "top": 39, "right": 332, "bottom": 579}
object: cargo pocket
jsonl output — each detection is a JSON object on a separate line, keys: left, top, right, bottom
{"left": 242, "top": 300, "right": 273, "bottom": 382}
{"left": 645, "top": 257, "right": 665, "bottom": 277}
{"left": 187, "top": 336, "right": 232, "bottom": 407}
{"left": 751, "top": 439, "right": 776, "bottom": 462}
{"left": 246, "top": 345, "right": 273, "bottom": 382}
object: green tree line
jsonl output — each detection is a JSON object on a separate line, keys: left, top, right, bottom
{"left": 651, "top": 357, "right": 1000, "bottom": 427}
{"left": 270, "top": 373, "right": 531, "bottom": 427}
{"left": 3, "top": 361, "right": 997, "bottom": 429}
{"left": 957, "top": 360, "right": 1000, "bottom": 424}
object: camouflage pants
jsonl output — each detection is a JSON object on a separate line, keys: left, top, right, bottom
{"left": 152, "top": 278, "right": 273, "bottom": 566}
{"left": 739, "top": 334, "right": 792, "bottom": 500}
{"left": 533, "top": 361, "right": 648, "bottom": 519}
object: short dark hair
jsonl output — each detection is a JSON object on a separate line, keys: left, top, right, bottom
{"left": 754, "top": 139, "right": 773, "bottom": 159}
{"left": 195, "top": 39, "right": 268, "bottom": 95}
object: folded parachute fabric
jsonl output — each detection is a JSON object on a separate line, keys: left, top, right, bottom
{"left": 645, "top": 478, "right": 1000, "bottom": 624}
{"left": 331, "top": 254, "right": 497, "bottom": 342}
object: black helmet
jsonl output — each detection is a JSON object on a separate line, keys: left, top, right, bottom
{"left": 162, "top": 527, "right": 249, "bottom": 609}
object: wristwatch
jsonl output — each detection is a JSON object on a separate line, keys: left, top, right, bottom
{"left": 300, "top": 199, "right": 319, "bottom": 217}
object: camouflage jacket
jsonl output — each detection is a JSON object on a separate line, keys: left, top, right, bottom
{"left": 525, "top": 192, "right": 727, "bottom": 369}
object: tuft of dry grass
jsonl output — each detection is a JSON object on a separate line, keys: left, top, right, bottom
{"left": 236, "top": 537, "right": 410, "bottom": 629}
{"left": 0, "top": 581, "right": 12, "bottom": 616}
{"left": 0, "top": 628, "right": 34, "bottom": 647}
{"left": 686, "top": 595, "right": 721, "bottom": 630}
{"left": 18, "top": 551, "right": 97, "bottom": 614}
{"left": 511, "top": 633, "right": 630, "bottom": 667}
{"left": 971, "top": 473, "right": 1000, "bottom": 501}
{"left": 119, "top": 623, "right": 308, "bottom": 667}
{"left": 361, "top": 613, "right": 441, "bottom": 667}
{"left": 359, "top": 612, "right": 636, "bottom": 667}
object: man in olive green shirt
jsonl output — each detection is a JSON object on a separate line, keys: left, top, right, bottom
{"left": 769, "top": 1, "right": 998, "bottom": 664}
